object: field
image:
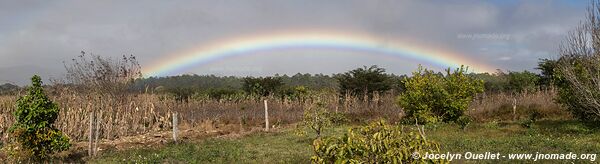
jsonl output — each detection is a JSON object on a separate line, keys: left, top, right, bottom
{"left": 91, "top": 120, "right": 600, "bottom": 163}
{"left": 0, "top": 89, "right": 588, "bottom": 163}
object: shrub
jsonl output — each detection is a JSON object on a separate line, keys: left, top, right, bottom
{"left": 312, "top": 120, "right": 446, "bottom": 163}
{"left": 7, "top": 75, "right": 70, "bottom": 160}
{"left": 398, "top": 65, "right": 484, "bottom": 124}
{"left": 296, "top": 101, "right": 333, "bottom": 138}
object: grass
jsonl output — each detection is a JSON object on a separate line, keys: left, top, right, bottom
{"left": 427, "top": 120, "right": 600, "bottom": 163}
{"left": 92, "top": 120, "right": 600, "bottom": 163}
{"left": 91, "top": 126, "right": 350, "bottom": 163}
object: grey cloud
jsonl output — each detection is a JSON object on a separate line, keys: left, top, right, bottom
{"left": 0, "top": 0, "right": 588, "bottom": 84}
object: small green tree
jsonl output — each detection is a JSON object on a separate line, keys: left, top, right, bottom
{"left": 399, "top": 65, "right": 483, "bottom": 124}
{"left": 8, "top": 75, "right": 70, "bottom": 160}
{"left": 296, "top": 101, "right": 333, "bottom": 139}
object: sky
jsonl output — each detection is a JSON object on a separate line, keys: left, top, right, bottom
{"left": 0, "top": 0, "right": 588, "bottom": 85}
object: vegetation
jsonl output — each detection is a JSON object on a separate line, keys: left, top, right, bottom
{"left": 242, "top": 77, "right": 284, "bottom": 97}
{"left": 335, "top": 65, "right": 392, "bottom": 99}
{"left": 3, "top": 2, "right": 598, "bottom": 162}
{"left": 538, "top": 2, "right": 600, "bottom": 122}
{"left": 92, "top": 120, "right": 600, "bottom": 163}
{"left": 62, "top": 51, "right": 142, "bottom": 97}
{"left": 0, "top": 50, "right": 589, "bottom": 163}
{"left": 0, "top": 83, "right": 19, "bottom": 95}
{"left": 296, "top": 100, "right": 333, "bottom": 138}
{"left": 399, "top": 65, "right": 484, "bottom": 124}
{"left": 5, "top": 75, "right": 70, "bottom": 160}
{"left": 507, "top": 71, "right": 540, "bottom": 93}
{"left": 312, "top": 120, "right": 445, "bottom": 163}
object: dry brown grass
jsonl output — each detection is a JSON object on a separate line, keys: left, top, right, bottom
{"left": 0, "top": 91, "right": 402, "bottom": 143}
{"left": 467, "top": 89, "right": 571, "bottom": 122}
{"left": 0, "top": 88, "right": 569, "bottom": 144}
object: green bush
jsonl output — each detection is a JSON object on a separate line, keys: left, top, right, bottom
{"left": 398, "top": 65, "right": 484, "bottom": 124}
{"left": 312, "top": 120, "right": 446, "bottom": 163}
{"left": 296, "top": 101, "right": 333, "bottom": 138}
{"left": 7, "top": 75, "right": 70, "bottom": 160}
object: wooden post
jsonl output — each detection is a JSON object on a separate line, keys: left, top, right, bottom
{"left": 512, "top": 98, "right": 517, "bottom": 121}
{"left": 173, "top": 112, "right": 178, "bottom": 142}
{"left": 88, "top": 111, "right": 93, "bottom": 157}
{"left": 94, "top": 111, "right": 102, "bottom": 156}
{"left": 264, "top": 100, "right": 269, "bottom": 131}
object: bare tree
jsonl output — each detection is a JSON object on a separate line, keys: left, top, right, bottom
{"left": 63, "top": 51, "right": 142, "bottom": 97}
{"left": 556, "top": 1, "right": 600, "bottom": 120}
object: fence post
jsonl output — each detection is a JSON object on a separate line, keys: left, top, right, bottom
{"left": 94, "top": 111, "right": 102, "bottom": 156}
{"left": 88, "top": 111, "right": 93, "bottom": 157}
{"left": 512, "top": 98, "right": 517, "bottom": 121}
{"left": 264, "top": 100, "right": 269, "bottom": 131}
{"left": 173, "top": 112, "right": 178, "bottom": 142}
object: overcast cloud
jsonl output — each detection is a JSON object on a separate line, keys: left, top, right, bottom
{"left": 0, "top": 0, "right": 587, "bottom": 84}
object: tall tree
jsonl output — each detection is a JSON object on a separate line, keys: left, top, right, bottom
{"left": 335, "top": 65, "right": 392, "bottom": 98}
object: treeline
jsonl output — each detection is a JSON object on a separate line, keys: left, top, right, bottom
{"left": 123, "top": 65, "right": 555, "bottom": 103}
{"left": 471, "top": 70, "right": 548, "bottom": 93}
{"left": 0, "top": 83, "right": 19, "bottom": 95}
{"left": 1, "top": 67, "right": 551, "bottom": 99}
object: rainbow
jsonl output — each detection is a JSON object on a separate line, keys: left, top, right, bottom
{"left": 143, "top": 31, "right": 496, "bottom": 77}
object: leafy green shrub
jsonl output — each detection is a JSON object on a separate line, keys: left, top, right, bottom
{"left": 7, "top": 75, "right": 70, "bottom": 160}
{"left": 312, "top": 120, "right": 446, "bottom": 163}
{"left": 398, "top": 65, "right": 484, "bottom": 124}
{"left": 296, "top": 101, "right": 333, "bottom": 138}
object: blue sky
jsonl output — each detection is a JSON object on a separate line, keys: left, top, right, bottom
{"left": 0, "top": 0, "right": 589, "bottom": 84}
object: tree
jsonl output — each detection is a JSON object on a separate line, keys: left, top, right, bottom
{"left": 296, "top": 101, "right": 333, "bottom": 139}
{"left": 63, "top": 51, "right": 142, "bottom": 97}
{"left": 398, "top": 65, "right": 484, "bottom": 124}
{"left": 552, "top": 0, "right": 600, "bottom": 121}
{"left": 242, "top": 77, "right": 284, "bottom": 96}
{"left": 8, "top": 75, "right": 70, "bottom": 160}
{"left": 166, "top": 87, "right": 196, "bottom": 102}
{"left": 507, "top": 71, "right": 540, "bottom": 93}
{"left": 335, "top": 65, "right": 392, "bottom": 98}
{"left": 537, "top": 58, "right": 559, "bottom": 88}
{"left": 472, "top": 71, "right": 509, "bottom": 93}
